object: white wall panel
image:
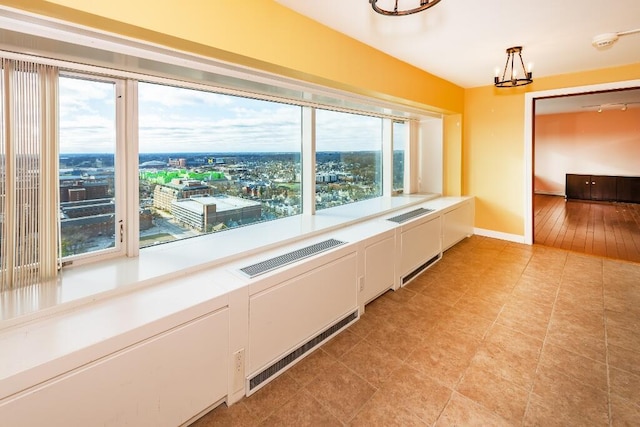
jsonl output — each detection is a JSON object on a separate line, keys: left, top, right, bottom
{"left": 0, "top": 310, "right": 229, "bottom": 427}
{"left": 363, "top": 235, "right": 396, "bottom": 303}
{"left": 443, "top": 200, "right": 474, "bottom": 250}
{"left": 399, "top": 216, "right": 441, "bottom": 279}
{"left": 249, "top": 252, "right": 357, "bottom": 374}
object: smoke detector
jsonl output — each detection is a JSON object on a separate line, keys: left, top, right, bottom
{"left": 592, "top": 28, "right": 640, "bottom": 49}
{"left": 592, "top": 33, "right": 619, "bottom": 49}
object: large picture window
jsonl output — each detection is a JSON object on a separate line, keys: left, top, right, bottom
{"left": 2, "top": 50, "right": 415, "bottom": 290}
{"left": 315, "top": 109, "right": 383, "bottom": 211}
{"left": 137, "top": 82, "right": 302, "bottom": 247}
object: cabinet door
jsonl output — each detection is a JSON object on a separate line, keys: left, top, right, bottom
{"left": 566, "top": 174, "right": 591, "bottom": 200}
{"left": 617, "top": 177, "right": 640, "bottom": 203}
{"left": 399, "top": 216, "right": 441, "bottom": 279}
{"left": 249, "top": 252, "right": 357, "bottom": 374}
{"left": 0, "top": 310, "right": 229, "bottom": 427}
{"left": 590, "top": 176, "right": 617, "bottom": 201}
{"left": 363, "top": 235, "right": 395, "bottom": 304}
{"left": 631, "top": 178, "right": 640, "bottom": 203}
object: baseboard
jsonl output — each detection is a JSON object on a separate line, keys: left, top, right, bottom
{"left": 474, "top": 228, "right": 526, "bottom": 244}
{"left": 534, "top": 191, "right": 564, "bottom": 197}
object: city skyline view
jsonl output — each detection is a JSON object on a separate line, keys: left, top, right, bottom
{"left": 57, "top": 75, "right": 401, "bottom": 257}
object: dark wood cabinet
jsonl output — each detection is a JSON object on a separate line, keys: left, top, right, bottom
{"left": 566, "top": 174, "right": 591, "bottom": 200}
{"left": 590, "top": 175, "right": 617, "bottom": 201}
{"left": 566, "top": 174, "right": 640, "bottom": 203}
{"left": 617, "top": 177, "right": 640, "bottom": 203}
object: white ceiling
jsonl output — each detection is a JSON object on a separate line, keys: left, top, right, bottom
{"left": 275, "top": 0, "right": 640, "bottom": 113}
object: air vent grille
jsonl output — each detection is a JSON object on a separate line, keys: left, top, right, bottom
{"left": 239, "top": 238, "right": 346, "bottom": 278}
{"left": 249, "top": 311, "right": 358, "bottom": 392}
{"left": 387, "top": 207, "right": 434, "bottom": 224}
{"left": 402, "top": 254, "right": 441, "bottom": 285}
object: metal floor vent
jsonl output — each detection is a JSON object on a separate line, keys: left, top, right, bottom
{"left": 387, "top": 207, "right": 435, "bottom": 224}
{"left": 239, "top": 238, "right": 346, "bottom": 278}
{"left": 249, "top": 311, "right": 358, "bottom": 392}
{"left": 402, "top": 254, "right": 441, "bottom": 285}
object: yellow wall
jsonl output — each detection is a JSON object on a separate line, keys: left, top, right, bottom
{"left": 464, "top": 64, "right": 640, "bottom": 236}
{"left": 443, "top": 114, "right": 462, "bottom": 196}
{"left": 4, "top": 0, "right": 463, "bottom": 114}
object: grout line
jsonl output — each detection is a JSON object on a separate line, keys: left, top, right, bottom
{"left": 520, "top": 248, "right": 566, "bottom": 426}
{"left": 602, "top": 261, "right": 613, "bottom": 427}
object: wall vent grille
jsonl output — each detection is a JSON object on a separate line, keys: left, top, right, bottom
{"left": 387, "top": 207, "right": 434, "bottom": 224}
{"left": 402, "top": 254, "right": 441, "bottom": 285}
{"left": 239, "top": 238, "right": 346, "bottom": 278}
{"left": 248, "top": 310, "right": 357, "bottom": 392}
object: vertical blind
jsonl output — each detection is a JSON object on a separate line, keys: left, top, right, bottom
{"left": 0, "top": 58, "right": 59, "bottom": 291}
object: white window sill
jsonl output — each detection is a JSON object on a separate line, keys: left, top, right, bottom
{"left": 1, "top": 194, "right": 442, "bottom": 326}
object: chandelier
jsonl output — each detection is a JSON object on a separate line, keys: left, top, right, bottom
{"left": 494, "top": 46, "right": 533, "bottom": 88}
{"left": 370, "top": 0, "right": 442, "bottom": 16}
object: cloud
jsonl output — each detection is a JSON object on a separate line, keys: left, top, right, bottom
{"left": 59, "top": 76, "right": 116, "bottom": 153}
{"left": 138, "top": 81, "right": 232, "bottom": 108}
{"left": 316, "top": 109, "right": 383, "bottom": 151}
{"left": 59, "top": 79, "right": 384, "bottom": 154}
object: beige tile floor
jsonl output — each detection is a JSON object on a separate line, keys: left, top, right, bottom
{"left": 191, "top": 236, "right": 640, "bottom": 426}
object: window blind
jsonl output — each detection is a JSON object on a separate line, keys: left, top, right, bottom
{"left": 0, "top": 58, "right": 59, "bottom": 291}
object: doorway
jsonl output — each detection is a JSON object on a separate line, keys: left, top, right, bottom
{"left": 525, "top": 80, "right": 640, "bottom": 262}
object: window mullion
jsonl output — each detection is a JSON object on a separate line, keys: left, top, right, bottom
{"left": 406, "top": 120, "right": 420, "bottom": 194}
{"left": 123, "top": 79, "right": 138, "bottom": 257}
{"left": 302, "top": 106, "right": 316, "bottom": 216}
{"left": 382, "top": 118, "right": 393, "bottom": 197}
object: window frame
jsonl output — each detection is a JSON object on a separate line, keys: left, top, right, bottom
{"left": 392, "top": 120, "right": 409, "bottom": 194}
{"left": 134, "top": 78, "right": 305, "bottom": 249}
{"left": 57, "top": 72, "right": 128, "bottom": 266}
{"left": 313, "top": 108, "right": 385, "bottom": 211}
{"left": 0, "top": 39, "right": 436, "bottom": 272}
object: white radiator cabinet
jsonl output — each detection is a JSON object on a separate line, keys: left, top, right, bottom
{"left": 397, "top": 215, "right": 442, "bottom": 282}
{"left": 248, "top": 251, "right": 358, "bottom": 377}
{"left": 443, "top": 200, "right": 474, "bottom": 250}
{"left": 0, "top": 309, "right": 229, "bottom": 427}
{"left": 362, "top": 233, "right": 396, "bottom": 304}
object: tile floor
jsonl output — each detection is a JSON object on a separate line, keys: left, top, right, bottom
{"left": 191, "top": 236, "right": 640, "bottom": 426}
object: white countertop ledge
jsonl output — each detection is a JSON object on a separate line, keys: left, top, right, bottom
{"left": 1, "top": 194, "right": 444, "bottom": 325}
{"left": 0, "top": 194, "right": 473, "bottom": 400}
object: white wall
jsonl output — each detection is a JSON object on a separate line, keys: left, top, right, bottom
{"left": 418, "top": 117, "right": 444, "bottom": 194}
{"left": 534, "top": 108, "right": 640, "bottom": 195}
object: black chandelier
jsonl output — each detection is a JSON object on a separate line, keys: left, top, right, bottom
{"left": 370, "top": 0, "right": 442, "bottom": 16}
{"left": 494, "top": 46, "right": 533, "bottom": 88}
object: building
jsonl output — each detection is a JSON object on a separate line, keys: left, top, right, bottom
{"left": 60, "top": 178, "right": 109, "bottom": 202}
{"left": 0, "top": 2, "right": 638, "bottom": 427}
{"left": 171, "top": 195, "right": 262, "bottom": 231}
{"left": 152, "top": 178, "right": 213, "bottom": 212}
{"left": 168, "top": 157, "right": 187, "bottom": 168}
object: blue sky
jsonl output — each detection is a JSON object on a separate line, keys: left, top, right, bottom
{"left": 58, "top": 77, "right": 383, "bottom": 154}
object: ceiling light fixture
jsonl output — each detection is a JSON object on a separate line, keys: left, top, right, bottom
{"left": 369, "top": 0, "right": 442, "bottom": 16}
{"left": 583, "top": 102, "right": 639, "bottom": 112}
{"left": 494, "top": 46, "right": 533, "bottom": 88}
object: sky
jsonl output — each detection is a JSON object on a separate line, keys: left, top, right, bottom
{"left": 58, "top": 77, "right": 384, "bottom": 154}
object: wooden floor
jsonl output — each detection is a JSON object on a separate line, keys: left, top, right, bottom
{"left": 534, "top": 194, "right": 640, "bottom": 263}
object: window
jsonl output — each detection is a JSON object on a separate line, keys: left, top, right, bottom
{"left": 137, "top": 82, "right": 302, "bottom": 247}
{"left": 58, "top": 75, "right": 120, "bottom": 258}
{"left": 2, "top": 44, "right": 420, "bottom": 290}
{"left": 315, "top": 109, "right": 383, "bottom": 211}
{"left": 393, "top": 120, "right": 408, "bottom": 193}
